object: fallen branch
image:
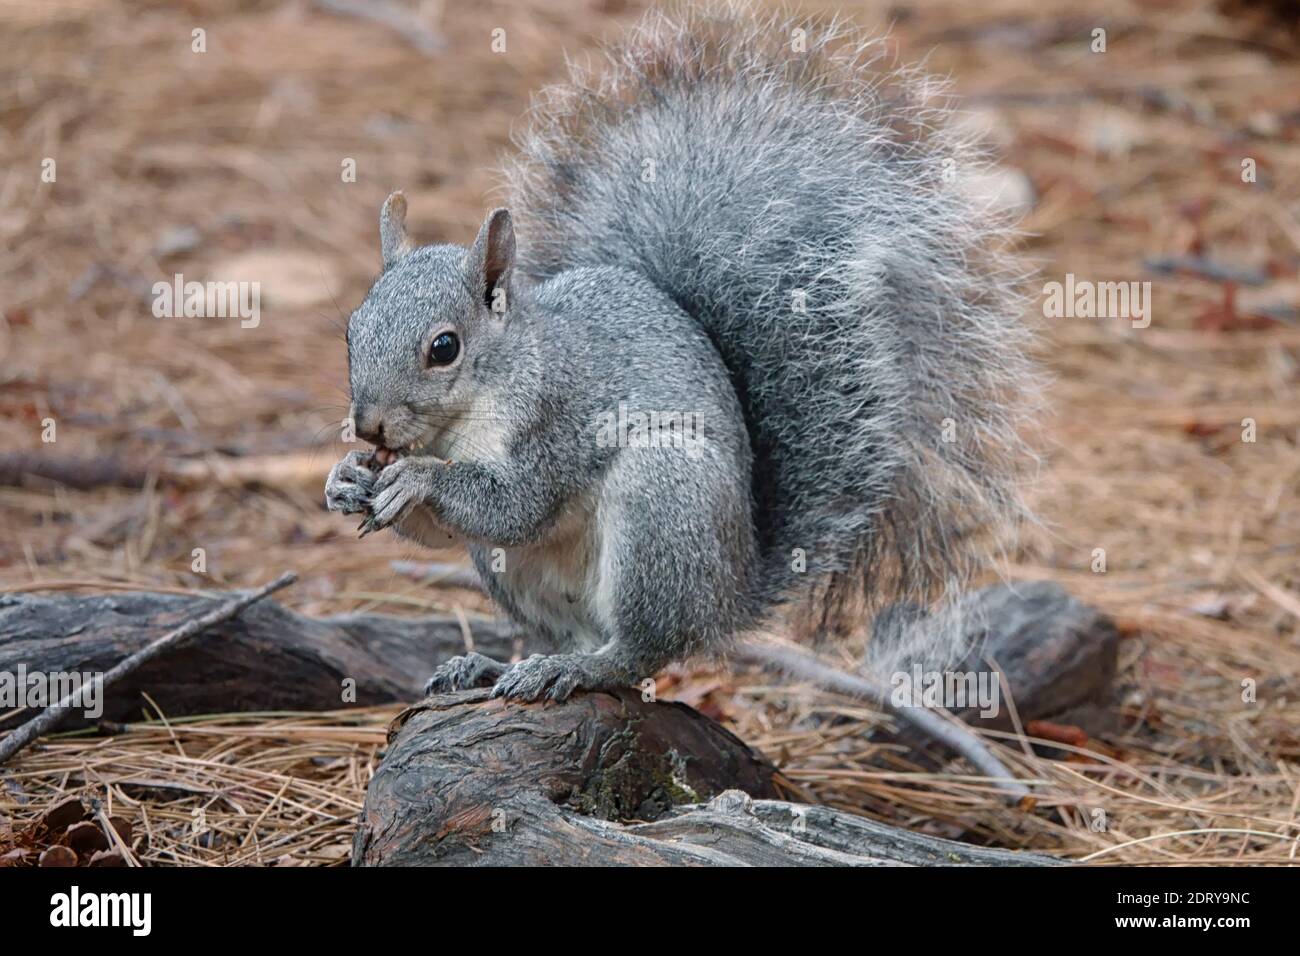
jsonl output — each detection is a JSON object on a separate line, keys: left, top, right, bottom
{"left": 630, "top": 791, "right": 1057, "bottom": 865}
{"left": 740, "top": 581, "right": 1119, "bottom": 801}
{"left": 734, "top": 640, "right": 1030, "bottom": 802}
{"left": 0, "top": 573, "right": 297, "bottom": 764}
{"left": 868, "top": 581, "right": 1120, "bottom": 745}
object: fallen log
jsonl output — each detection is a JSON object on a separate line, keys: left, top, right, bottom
{"left": 353, "top": 688, "right": 1060, "bottom": 866}
{"left": 0, "top": 588, "right": 543, "bottom": 725}
{"left": 0, "top": 573, "right": 296, "bottom": 764}
{"left": 1, "top": 580, "right": 1116, "bottom": 752}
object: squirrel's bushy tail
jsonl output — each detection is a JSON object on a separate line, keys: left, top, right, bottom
{"left": 503, "top": 3, "right": 1039, "bottom": 639}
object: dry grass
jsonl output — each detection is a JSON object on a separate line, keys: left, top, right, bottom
{"left": 4, "top": 709, "right": 392, "bottom": 866}
{"left": 2, "top": 0, "right": 1299, "bottom": 865}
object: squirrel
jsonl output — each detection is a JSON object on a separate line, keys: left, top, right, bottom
{"left": 325, "top": 5, "right": 1037, "bottom": 703}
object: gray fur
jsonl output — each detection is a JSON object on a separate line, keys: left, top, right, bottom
{"left": 326, "top": 4, "right": 1038, "bottom": 700}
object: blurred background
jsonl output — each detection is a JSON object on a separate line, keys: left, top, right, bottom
{"left": 2, "top": 0, "right": 1298, "bottom": 863}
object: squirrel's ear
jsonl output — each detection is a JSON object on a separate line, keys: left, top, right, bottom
{"left": 379, "top": 191, "right": 411, "bottom": 267}
{"left": 469, "top": 207, "right": 515, "bottom": 313}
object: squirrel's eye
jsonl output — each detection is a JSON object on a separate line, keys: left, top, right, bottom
{"left": 428, "top": 332, "right": 460, "bottom": 366}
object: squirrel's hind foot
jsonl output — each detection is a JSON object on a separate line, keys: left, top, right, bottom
{"left": 489, "top": 653, "right": 636, "bottom": 703}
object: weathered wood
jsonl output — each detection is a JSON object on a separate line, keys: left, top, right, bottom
{"left": 0, "top": 589, "right": 542, "bottom": 725}
{"left": 353, "top": 688, "right": 1060, "bottom": 866}
{"left": 630, "top": 793, "right": 1057, "bottom": 865}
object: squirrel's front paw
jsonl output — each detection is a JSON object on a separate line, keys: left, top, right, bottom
{"left": 325, "top": 450, "right": 376, "bottom": 516}
{"left": 359, "top": 457, "right": 438, "bottom": 537}
{"left": 423, "top": 653, "right": 509, "bottom": 695}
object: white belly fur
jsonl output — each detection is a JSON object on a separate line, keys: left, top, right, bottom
{"left": 495, "top": 492, "right": 607, "bottom": 651}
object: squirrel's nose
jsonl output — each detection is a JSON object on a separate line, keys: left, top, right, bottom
{"left": 352, "top": 403, "right": 386, "bottom": 447}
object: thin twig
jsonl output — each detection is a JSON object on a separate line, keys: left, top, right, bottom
{"left": 0, "top": 572, "right": 297, "bottom": 765}
{"left": 735, "top": 640, "right": 1030, "bottom": 803}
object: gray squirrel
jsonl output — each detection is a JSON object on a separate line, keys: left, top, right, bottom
{"left": 325, "top": 6, "right": 1037, "bottom": 702}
